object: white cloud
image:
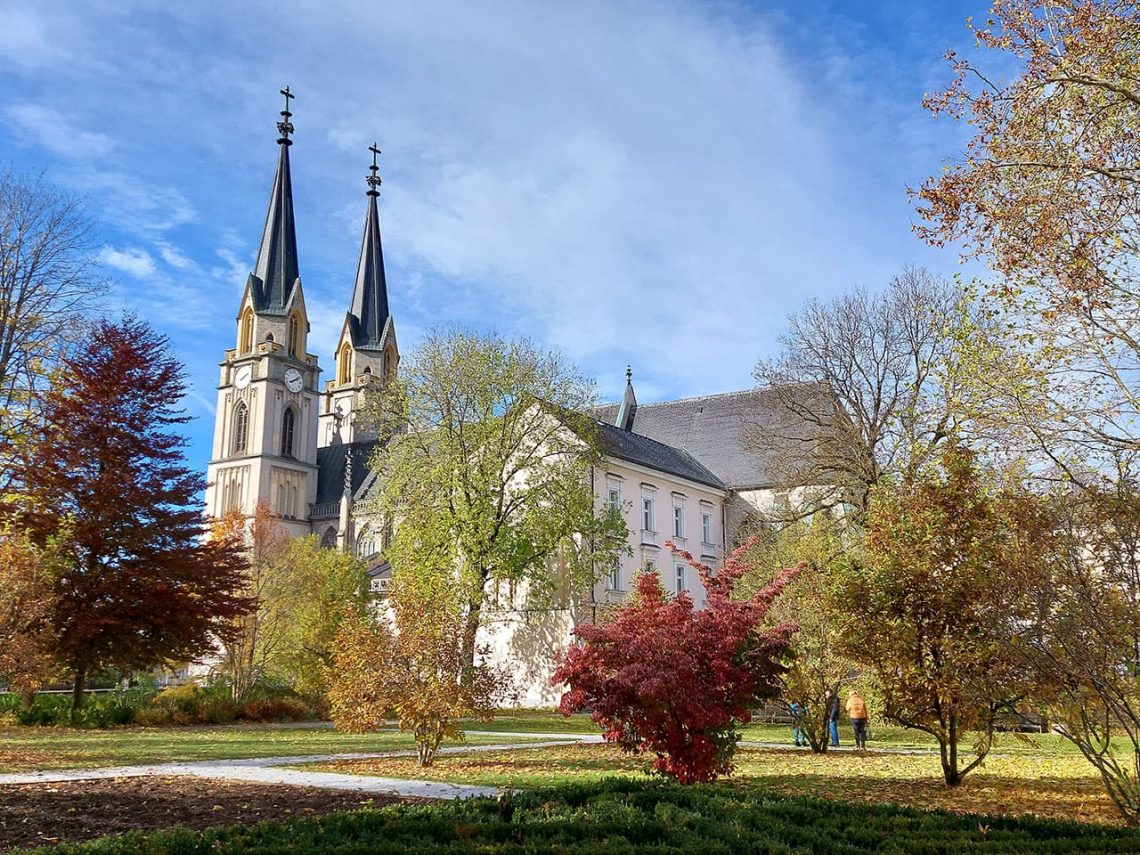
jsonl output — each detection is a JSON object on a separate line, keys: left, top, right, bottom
{"left": 6, "top": 103, "right": 113, "bottom": 158}
{"left": 157, "top": 242, "right": 193, "bottom": 269}
{"left": 0, "top": 0, "right": 976, "bottom": 466}
{"left": 99, "top": 245, "right": 156, "bottom": 277}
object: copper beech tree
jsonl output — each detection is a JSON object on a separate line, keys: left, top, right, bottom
{"left": 555, "top": 542, "right": 798, "bottom": 783}
{"left": 4, "top": 317, "right": 252, "bottom": 716}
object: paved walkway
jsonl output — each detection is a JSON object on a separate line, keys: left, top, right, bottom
{"left": 0, "top": 735, "right": 590, "bottom": 800}
{"left": 0, "top": 729, "right": 961, "bottom": 801}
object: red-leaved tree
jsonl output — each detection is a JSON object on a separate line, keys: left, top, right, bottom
{"left": 4, "top": 316, "right": 253, "bottom": 717}
{"left": 554, "top": 541, "right": 799, "bottom": 783}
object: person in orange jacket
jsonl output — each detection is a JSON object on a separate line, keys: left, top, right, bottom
{"left": 846, "top": 691, "right": 869, "bottom": 750}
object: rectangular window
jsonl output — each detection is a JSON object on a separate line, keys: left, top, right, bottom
{"left": 675, "top": 564, "right": 686, "bottom": 594}
{"left": 608, "top": 487, "right": 621, "bottom": 508}
{"left": 642, "top": 497, "right": 654, "bottom": 531}
{"left": 702, "top": 511, "right": 712, "bottom": 544}
{"left": 673, "top": 505, "right": 684, "bottom": 538}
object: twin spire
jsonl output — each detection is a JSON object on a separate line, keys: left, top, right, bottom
{"left": 249, "top": 87, "right": 391, "bottom": 346}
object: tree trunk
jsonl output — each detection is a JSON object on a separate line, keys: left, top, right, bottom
{"left": 19, "top": 688, "right": 36, "bottom": 712}
{"left": 70, "top": 665, "right": 87, "bottom": 724}
{"left": 461, "top": 600, "right": 482, "bottom": 670}
{"left": 941, "top": 716, "right": 962, "bottom": 787}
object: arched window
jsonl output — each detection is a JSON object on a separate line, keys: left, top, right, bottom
{"left": 232, "top": 401, "right": 249, "bottom": 455}
{"left": 338, "top": 345, "right": 353, "bottom": 385}
{"left": 280, "top": 406, "right": 296, "bottom": 457}
{"left": 320, "top": 527, "right": 337, "bottom": 549}
{"left": 357, "top": 526, "right": 377, "bottom": 558}
{"left": 288, "top": 313, "right": 302, "bottom": 357}
{"left": 239, "top": 309, "right": 254, "bottom": 353}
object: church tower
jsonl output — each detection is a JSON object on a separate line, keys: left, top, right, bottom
{"left": 205, "top": 89, "right": 319, "bottom": 539}
{"left": 319, "top": 144, "right": 399, "bottom": 447}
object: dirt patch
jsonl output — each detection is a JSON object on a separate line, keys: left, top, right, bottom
{"left": 0, "top": 776, "right": 422, "bottom": 849}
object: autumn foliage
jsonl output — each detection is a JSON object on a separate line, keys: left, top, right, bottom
{"left": 555, "top": 542, "right": 798, "bottom": 783}
{"left": 2, "top": 317, "right": 253, "bottom": 714}
{"left": 327, "top": 581, "right": 510, "bottom": 766}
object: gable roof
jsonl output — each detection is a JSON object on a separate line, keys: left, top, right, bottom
{"left": 596, "top": 388, "right": 812, "bottom": 491}
{"left": 594, "top": 421, "right": 725, "bottom": 490}
{"left": 315, "top": 439, "right": 379, "bottom": 506}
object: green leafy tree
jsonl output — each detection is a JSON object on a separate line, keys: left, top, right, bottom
{"left": 743, "top": 513, "right": 859, "bottom": 753}
{"left": 216, "top": 503, "right": 367, "bottom": 701}
{"left": 837, "top": 447, "right": 1044, "bottom": 786}
{"left": 361, "top": 327, "right": 626, "bottom": 667}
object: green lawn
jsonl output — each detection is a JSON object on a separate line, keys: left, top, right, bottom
{"left": 0, "top": 725, "right": 552, "bottom": 773}
{"left": 25, "top": 779, "right": 1140, "bottom": 854}
{"left": 476, "top": 711, "right": 1080, "bottom": 756}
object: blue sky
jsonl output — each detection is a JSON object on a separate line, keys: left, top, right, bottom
{"left": 0, "top": 0, "right": 984, "bottom": 476}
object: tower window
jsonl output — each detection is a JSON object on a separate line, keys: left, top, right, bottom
{"left": 232, "top": 402, "right": 249, "bottom": 455}
{"left": 280, "top": 406, "right": 296, "bottom": 458}
{"left": 239, "top": 308, "right": 254, "bottom": 354}
{"left": 338, "top": 345, "right": 353, "bottom": 385}
{"left": 288, "top": 313, "right": 301, "bottom": 357}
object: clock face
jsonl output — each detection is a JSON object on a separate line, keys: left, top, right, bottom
{"left": 284, "top": 368, "right": 303, "bottom": 393}
{"left": 233, "top": 365, "right": 252, "bottom": 390}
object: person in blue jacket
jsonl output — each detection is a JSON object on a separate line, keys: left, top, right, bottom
{"left": 789, "top": 701, "right": 807, "bottom": 747}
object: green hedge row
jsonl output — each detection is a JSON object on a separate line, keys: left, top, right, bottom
{"left": 0, "top": 682, "right": 316, "bottom": 728}
{"left": 20, "top": 778, "right": 1140, "bottom": 854}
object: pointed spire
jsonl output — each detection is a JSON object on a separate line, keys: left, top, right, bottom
{"left": 347, "top": 143, "right": 390, "bottom": 349}
{"left": 250, "top": 88, "right": 301, "bottom": 313}
{"left": 616, "top": 366, "right": 637, "bottom": 432}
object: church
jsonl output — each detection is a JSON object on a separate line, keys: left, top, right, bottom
{"left": 204, "top": 95, "right": 799, "bottom": 704}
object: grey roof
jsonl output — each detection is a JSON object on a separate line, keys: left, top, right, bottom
{"left": 597, "top": 388, "right": 805, "bottom": 490}
{"left": 315, "top": 439, "right": 379, "bottom": 505}
{"left": 248, "top": 141, "right": 300, "bottom": 315}
{"left": 595, "top": 421, "right": 724, "bottom": 490}
{"left": 346, "top": 192, "right": 391, "bottom": 351}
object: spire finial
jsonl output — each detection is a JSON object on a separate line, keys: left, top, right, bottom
{"left": 277, "top": 86, "right": 296, "bottom": 146}
{"left": 626, "top": 365, "right": 633, "bottom": 384}
{"left": 366, "top": 143, "right": 382, "bottom": 197}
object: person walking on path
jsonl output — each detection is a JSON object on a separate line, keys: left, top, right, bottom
{"left": 789, "top": 702, "right": 807, "bottom": 747}
{"left": 825, "top": 689, "right": 840, "bottom": 748}
{"left": 846, "top": 690, "right": 868, "bottom": 750}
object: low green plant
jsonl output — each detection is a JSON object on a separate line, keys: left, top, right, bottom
{"left": 24, "top": 779, "right": 1140, "bottom": 854}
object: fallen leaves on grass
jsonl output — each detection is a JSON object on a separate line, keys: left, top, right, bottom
{"left": 313, "top": 742, "right": 1122, "bottom": 827}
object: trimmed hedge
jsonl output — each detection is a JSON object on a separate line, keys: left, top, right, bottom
{"left": 20, "top": 778, "right": 1140, "bottom": 854}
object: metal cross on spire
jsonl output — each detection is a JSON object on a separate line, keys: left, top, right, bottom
{"left": 277, "top": 86, "right": 295, "bottom": 145}
{"left": 366, "top": 142, "right": 382, "bottom": 196}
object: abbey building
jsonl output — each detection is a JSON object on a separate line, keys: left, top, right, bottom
{"left": 204, "top": 100, "right": 805, "bottom": 705}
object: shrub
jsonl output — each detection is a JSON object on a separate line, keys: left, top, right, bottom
{"left": 24, "top": 779, "right": 1140, "bottom": 854}
{"left": 240, "top": 697, "right": 311, "bottom": 723}
{"left": 555, "top": 540, "right": 798, "bottom": 783}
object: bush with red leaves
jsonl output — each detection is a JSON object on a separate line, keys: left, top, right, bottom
{"left": 555, "top": 540, "right": 799, "bottom": 783}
